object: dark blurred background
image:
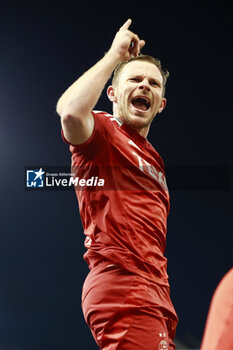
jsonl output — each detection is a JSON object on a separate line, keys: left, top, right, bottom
{"left": 0, "top": 1, "right": 232, "bottom": 349}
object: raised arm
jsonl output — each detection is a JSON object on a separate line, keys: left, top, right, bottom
{"left": 56, "top": 19, "right": 145, "bottom": 145}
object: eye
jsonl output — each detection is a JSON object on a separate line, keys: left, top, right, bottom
{"left": 129, "top": 78, "right": 140, "bottom": 82}
{"left": 151, "top": 80, "right": 159, "bottom": 86}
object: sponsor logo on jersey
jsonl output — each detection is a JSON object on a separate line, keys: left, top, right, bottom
{"left": 132, "top": 152, "right": 168, "bottom": 190}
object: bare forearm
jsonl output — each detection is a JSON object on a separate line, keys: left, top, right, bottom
{"left": 56, "top": 19, "right": 145, "bottom": 145}
{"left": 56, "top": 51, "right": 119, "bottom": 118}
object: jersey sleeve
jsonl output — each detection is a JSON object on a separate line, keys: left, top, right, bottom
{"left": 61, "top": 111, "right": 112, "bottom": 155}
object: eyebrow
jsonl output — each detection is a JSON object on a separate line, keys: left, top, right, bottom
{"left": 128, "top": 74, "right": 162, "bottom": 86}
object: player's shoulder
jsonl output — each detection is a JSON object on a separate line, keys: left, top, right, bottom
{"left": 92, "top": 110, "right": 112, "bottom": 124}
{"left": 92, "top": 110, "right": 112, "bottom": 118}
{"left": 92, "top": 110, "right": 123, "bottom": 128}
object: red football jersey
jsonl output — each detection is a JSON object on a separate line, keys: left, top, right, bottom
{"left": 63, "top": 111, "right": 170, "bottom": 286}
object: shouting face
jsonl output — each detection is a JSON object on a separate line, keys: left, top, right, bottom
{"left": 107, "top": 60, "right": 167, "bottom": 137}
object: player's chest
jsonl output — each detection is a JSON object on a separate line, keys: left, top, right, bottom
{"left": 108, "top": 130, "right": 168, "bottom": 191}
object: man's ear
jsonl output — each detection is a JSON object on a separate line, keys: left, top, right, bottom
{"left": 158, "top": 98, "right": 167, "bottom": 113}
{"left": 107, "top": 85, "right": 117, "bottom": 103}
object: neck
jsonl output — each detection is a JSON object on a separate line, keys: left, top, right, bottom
{"left": 112, "top": 107, "right": 150, "bottom": 138}
{"left": 129, "top": 124, "right": 149, "bottom": 138}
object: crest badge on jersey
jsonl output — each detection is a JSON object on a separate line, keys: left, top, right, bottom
{"left": 84, "top": 236, "right": 92, "bottom": 248}
{"left": 158, "top": 339, "right": 168, "bottom": 350}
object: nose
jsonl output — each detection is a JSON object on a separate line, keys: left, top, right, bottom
{"left": 138, "top": 78, "right": 150, "bottom": 91}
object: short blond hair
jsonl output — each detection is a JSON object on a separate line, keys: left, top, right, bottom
{"left": 112, "top": 54, "right": 169, "bottom": 97}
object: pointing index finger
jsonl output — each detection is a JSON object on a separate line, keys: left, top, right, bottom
{"left": 119, "top": 18, "right": 132, "bottom": 31}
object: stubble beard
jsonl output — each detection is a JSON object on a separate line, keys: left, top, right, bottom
{"left": 118, "top": 98, "right": 156, "bottom": 130}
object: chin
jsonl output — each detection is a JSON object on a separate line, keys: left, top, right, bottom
{"left": 128, "top": 112, "right": 154, "bottom": 127}
{"left": 118, "top": 106, "right": 155, "bottom": 128}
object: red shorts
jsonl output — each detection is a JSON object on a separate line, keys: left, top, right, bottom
{"left": 82, "top": 260, "right": 178, "bottom": 350}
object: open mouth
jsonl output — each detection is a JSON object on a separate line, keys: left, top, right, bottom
{"left": 131, "top": 96, "right": 151, "bottom": 111}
